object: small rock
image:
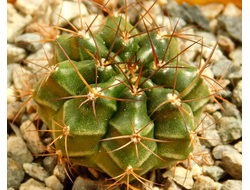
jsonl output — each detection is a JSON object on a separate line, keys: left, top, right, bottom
{"left": 14, "top": 0, "right": 45, "bottom": 15}
{"left": 202, "top": 165, "right": 226, "bottom": 181}
{"left": 7, "top": 3, "right": 33, "bottom": 43}
{"left": 212, "top": 145, "right": 238, "bottom": 160}
{"left": 181, "top": 3, "right": 210, "bottom": 31}
{"left": 163, "top": 178, "right": 180, "bottom": 190}
{"left": 221, "top": 179, "right": 242, "bottom": 190}
{"left": 72, "top": 176, "right": 99, "bottom": 190}
{"left": 199, "top": 3, "right": 224, "bottom": 19}
{"left": 19, "top": 178, "right": 52, "bottom": 190}
{"left": 217, "top": 116, "right": 242, "bottom": 143}
{"left": 7, "top": 136, "right": 34, "bottom": 165}
{"left": 52, "top": 1, "right": 88, "bottom": 27}
{"left": 15, "top": 33, "right": 42, "bottom": 52}
{"left": 221, "top": 102, "right": 241, "bottom": 120}
{"left": 163, "top": 167, "right": 194, "bottom": 189}
{"left": 23, "top": 162, "right": 50, "bottom": 181}
{"left": 43, "top": 156, "right": 58, "bottom": 174}
{"left": 234, "top": 141, "right": 242, "bottom": 153}
{"left": 7, "top": 86, "right": 18, "bottom": 103}
{"left": 167, "top": 0, "right": 193, "bottom": 23}
{"left": 53, "top": 164, "right": 68, "bottom": 184}
{"left": 8, "top": 121, "right": 23, "bottom": 138}
{"left": 7, "top": 44, "right": 27, "bottom": 64}
{"left": 222, "top": 3, "right": 242, "bottom": 17}
{"left": 20, "top": 120, "right": 46, "bottom": 155}
{"left": 202, "top": 129, "right": 222, "bottom": 147}
{"left": 45, "top": 175, "right": 64, "bottom": 190}
{"left": 7, "top": 101, "right": 25, "bottom": 124}
{"left": 218, "top": 35, "right": 235, "bottom": 53}
{"left": 217, "top": 15, "right": 242, "bottom": 43}
{"left": 209, "top": 18, "right": 218, "bottom": 34}
{"left": 211, "top": 57, "right": 232, "bottom": 78}
{"left": 220, "top": 150, "right": 242, "bottom": 179}
{"left": 229, "top": 48, "right": 242, "bottom": 67}
{"left": 7, "top": 157, "right": 25, "bottom": 188}
{"left": 203, "top": 103, "right": 221, "bottom": 114}
{"left": 232, "top": 80, "right": 242, "bottom": 107}
{"left": 155, "top": 16, "right": 187, "bottom": 32}
{"left": 190, "top": 163, "right": 202, "bottom": 176}
{"left": 192, "top": 175, "right": 222, "bottom": 190}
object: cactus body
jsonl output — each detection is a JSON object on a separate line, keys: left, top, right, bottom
{"left": 33, "top": 13, "right": 210, "bottom": 182}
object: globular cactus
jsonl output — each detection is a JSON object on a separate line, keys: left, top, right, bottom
{"left": 31, "top": 0, "right": 215, "bottom": 187}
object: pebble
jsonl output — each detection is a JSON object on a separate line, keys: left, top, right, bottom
{"left": 221, "top": 179, "right": 242, "bottom": 190}
{"left": 8, "top": 121, "right": 23, "bottom": 138}
{"left": 222, "top": 3, "right": 242, "bottom": 17}
{"left": 53, "top": 164, "right": 68, "bottom": 184}
{"left": 232, "top": 80, "right": 242, "bottom": 107}
{"left": 52, "top": 1, "right": 88, "bottom": 27}
{"left": 19, "top": 178, "right": 52, "bottom": 190}
{"left": 192, "top": 175, "right": 222, "bottom": 190}
{"left": 7, "top": 44, "right": 27, "bottom": 64}
{"left": 7, "top": 3, "right": 33, "bottom": 43}
{"left": 212, "top": 145, "right": 239, "bottom": 160}
{"left": 199, "top": 3, "right": 224, "bottom": 20}
{"left": 218, "top": 35, "right": 235, "bottom": 53}
{"left": 217, "top": 116, "right": 242, "bottom": 143}
{"left": 220, "top": 150, "right": 242, "bottom": 180}
{"left": 14, "top": 0, "right": 45, "bottom": 15}
{"left": 229, "top": 48, "right": 242, "bottom": 67}
{"left": 234, "top": 141, "right": 242, "bottom": 153}
{"left": 15, "top": 33, "right": 43, "bottom": 52}
{"left": 7, "top": 135, "right": 34, "bottom": 165}
{"left": 20, "top": 120, "right": 46, "bottom": 155}
{"left": 211, "top": 57, "right": 232, "bottom": 78}
{"left": 23, "top": 162, "right": 50, "bottom": 181}
{"left": 45, "top": 175, "right": 64, "bottom": 190}
{"left": 217, "top": 15, "right": 242, "bottom": 43}
{"left": 203, "top": 103, "right": 221, "bottom": 114}
{"left": 202, "top": 129, "right": 222, "bottom": 147}
{"left": 7, "top": 86, "right": 18, "bottom": 103}
{"left": 162, "top": 167, "right": 194, "bottom": 189}
{"left": 7, "top": 157, "right": 25, "bottom": 188}
{"left": 180, "top": 3, "right": 210, "bottom": 31}
{"left": 221, "top": 102, "right": 241, "bottom": 120}
{"left": 42, "top": 156, "right": 58, "bottom": 174}
{"left": 167, "top": 1, "right": 193, "bottom": 23}
{"left": 202, "top": 165, "right": 226, "bottom": 181}
{"left": 7, "top": 101, "right": 26, "bottom": 124}
{"left": 72, "top": 176, "right": 99, "bottom": 190}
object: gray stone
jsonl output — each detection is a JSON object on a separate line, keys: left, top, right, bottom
{"left": 218, "top": 15, "right": 242, "bottom": 43}
{"left": 20, "top": 120, "right": 46, "bottom": 155}
{"left": 202, "top": 165, "right": 226, "bottom": 181}
{"left": 43, "top": 156, "right": 58, "bottom": 174}
{"left": 7, "top": 136, "right": 34, "bottom": 165}
{"left": 155, "top": 16, "right": 187, "bottom": 32}
{"left": 15, "top": 33, "right": 43, "bottom": 52}
{"left": 7, "top": 157, "right": 25, "bottom": 188}
{"left": 211, "top": 57, "right": 232, "bottom": 79}
{"left": 220, "top": 150, "right": 242, "bottom": 179}
{"left": 203, "top": 103, "right": 221, "bottom": 114}
{"left": 72, "top": 176, "right": 99, "bottom": 190}
{"left": 163, "top": 167, "right": 194, "bottom": 189}
{"left": 23, "top": 162, "right": 50, "bottom": 181}
{"left": 53, "top": 164, "right": 68, "bottom": 184}
{"left": 192, "top": 175, "right": 222, "bottom": 190}
{"left": 212, "top": 145, "right": 238, "bottom": 160}
{"left": 7, "top": 44, "right": 27, "bottom": 64}
{"left": 181, "top": 3, "right": 210, "bottom": 31}
{"left": 202, "top": 129, "right": 222, "bottom": 147}
{"left": 221, "top": 179, "right": 242, "bottom": 190}
{"left": 221, "top": 102, "right": 241, "bottom": 120}
{"left": 8, "top": 121, "right": 23, "bottom": 138}
{"left": 7, "top": 3, "right": 33, "bottom": 43}
{"left": 167, "top": 1, "right": 193, "bottom": 23}
{"left": 19, "top": 178, "right": 52, "bottom": 190}
{"left": 45, "top": 175, "right": 64, "bottom": 190}
{"left": 217, "top": 116, "right": 242, "bottom": 143}
{"left": 218, "top": 35, "right": 235, "bottom": 53}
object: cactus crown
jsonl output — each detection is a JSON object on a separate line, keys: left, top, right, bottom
{"left": 14, "top": 0, "right": 227, "bottom": 189}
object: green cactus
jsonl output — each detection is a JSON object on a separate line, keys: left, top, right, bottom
{"left": 31, "top": 0, "right": 214, "bottom": 187}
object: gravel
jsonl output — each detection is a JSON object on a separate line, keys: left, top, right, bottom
{"left": 7, "top": 0, "right": 242, "bottom": 189}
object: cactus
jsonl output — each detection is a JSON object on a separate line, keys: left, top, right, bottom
{"left": 16, "top": 0, "right": 224, "bottom": 188}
